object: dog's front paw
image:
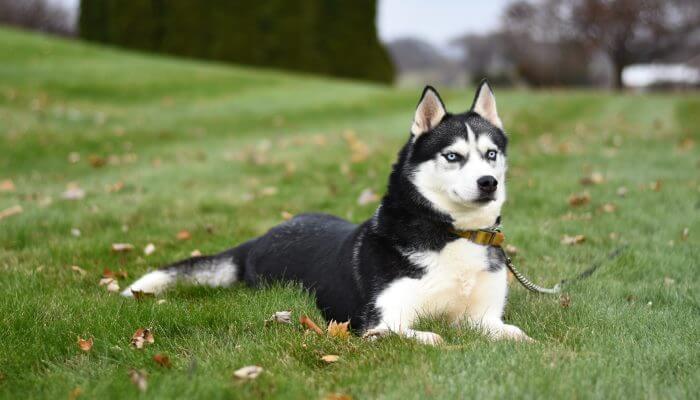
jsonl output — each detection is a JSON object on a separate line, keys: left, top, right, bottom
{"left": 362, "top": 328, "right": 392, "bottom": 341}
{"left": 405, "top": 329, "right": 444, "bottom": 346}
{"left": 490, "top": 324, "right": 534, "bottom": 342}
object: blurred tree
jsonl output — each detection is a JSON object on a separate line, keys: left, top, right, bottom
{"left": 79, "top": 0, "right": 393, "bottom": 83}
{"left": 503, "top": 0, "right": 700, "bottom": 89}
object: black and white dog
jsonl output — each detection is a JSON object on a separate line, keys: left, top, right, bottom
{"left": 123, "top": 81, "right": 531, "bottom": 345}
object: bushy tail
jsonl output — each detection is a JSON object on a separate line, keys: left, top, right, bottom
{"left": 121, "top": 240, "right": 255, "bottom": 297}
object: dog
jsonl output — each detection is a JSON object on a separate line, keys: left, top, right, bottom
{"left": 122, "top": 80, "right": 532, "bottom": 345}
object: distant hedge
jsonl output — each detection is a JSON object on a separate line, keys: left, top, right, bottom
{"left": 79, "top": 0, "right": 394, "bottom": 83}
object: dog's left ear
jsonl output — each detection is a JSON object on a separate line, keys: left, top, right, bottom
{"left": 471, "top": 79, "right": 503, "bottom": 129}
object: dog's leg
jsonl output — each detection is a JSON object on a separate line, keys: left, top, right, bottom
{"left": 364, "top": 279, "right": 444, "bottom": 346}
{"left": 461, "top": 269, "right": 533, "bottom": 342}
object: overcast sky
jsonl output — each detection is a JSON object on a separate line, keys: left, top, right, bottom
{"left": 378, "top": 0, "right": 512, "bottom": 46}
{"left": 55, "top": 0, "right": 510, "bottom": 48}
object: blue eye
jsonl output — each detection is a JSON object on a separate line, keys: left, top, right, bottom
{"left": 443, "top": 152, "right": 460, "bottom": 162}
{"left": 486, "top": 150, "right": 497, "bottom": 160}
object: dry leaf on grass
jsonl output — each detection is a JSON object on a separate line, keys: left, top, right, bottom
{"left": 103, "top": 267, "right": 128, "bottom": 280}
{"left": 0, "top": 205, "right": 22, "bottom": 220}
{"left": 131, "top": 290, "right": 155, "bottom": 300}
{"left": 233, "top": 365, "right": 263, "bottom": 380}
{"left": 325, "top": 394, "right": 352, "bottom": 400}
{"left": 327, "top": 320, "right": 350, "bottom": 340}
{"left": 176, "top": 230, "right": 191, "bottom": 240}
{"left": 300, "top": 315, "right": 324, "bottom": 335}
{"left": 579, "top": 172, "right": 605, "bottom": 185}
{"left": 88, "top": 154, "right": 106, "bottom": 168}
{"left": 357, "top": 188, "right": 379, "bottom": 206}
{"left": 99, "top": 277, "right": 120, "bottom": 293}
{"left": 568, "top": 192, "right": 590, "bottom": 207}
{"left": 71, "top": 228, "right": 81, "bottom": 237}
{"left": 111, "top": 243, "right": 134, "bottom": 252}
{"left": 260, "top": 186, "right": 279, "bottom": 197}
{"left": 321, "top": 355, "right": 339, "bottom": 363}
{"left": 681, "top": 228, "right": 689, "bottom": 241}
{"left": 601, "top": 203, "right": 617, "bottom": 213}
{"left": 561, "top": 235, "right": 586, "bottom": 245}
{"left": 144, "top": 243, "right": 156, "bottom": 255}
{"left": 559, "top": 294, "right": 571, "bottom": 308}
{"left": 131, "top": 328, "right": 155, "bottom": 349}
{"left": 190, "top": 249, "right": 202, "bottom": 257}
{"left": 77, "top": 336, "right": 93, "bottom": 352}
{"left": 504, "top": 244, "right": 518, "bottom": 255}
{"left": 616, "top": 186, "right": 628, "bottom": 197}
{"left": 153, "top": 353, "right": 172, "bottom": 368}
{"left": 128, "top": 369, "right": 148, "bottom": 392}
{"left": 281, "top": 211, "right": 294, "bottom": 221}
{"left": 71, "top": 265, "right": 87, "bottom": 275}
{"left": 343, "top": 130, "right": 370, "bottom": 163}
{"left": 265, "top": 311, "right": 292, "bottom": 326}
{"left": 0, "top": 179, "right": 15, "bottom": 192}
{"left": 62, "top": 184, "right": 85, "bottom": 200}
{"left": 664, "top": 277, "right": 676, "bottom": 287}
{"left": 68, "top": 152, "right": 81, "bottom": 164}
{"left": 649, "top": 180, "right": 662, "bottom": 192}
{"left": 68, "top": 387, "right": 83, "bottom": 400}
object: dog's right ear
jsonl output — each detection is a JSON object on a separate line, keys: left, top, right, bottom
{"left": 411, "top": 86, "right": 446, "bottom": 137}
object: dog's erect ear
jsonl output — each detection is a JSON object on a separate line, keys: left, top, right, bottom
{"left": 471, "top": 79, "right": 503, "bottom": 129}
{"left": 411, "top": 86, "right": 446, "bottom": 137}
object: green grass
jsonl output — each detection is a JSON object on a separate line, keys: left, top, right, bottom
{"left": 1, "top": 27, "right": 699, "bottom": 399}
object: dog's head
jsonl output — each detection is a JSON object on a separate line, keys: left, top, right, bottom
{"left": 394, "top": 81, "right": 508, "bottom": 230}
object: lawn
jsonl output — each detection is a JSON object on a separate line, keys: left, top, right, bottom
{"left": 1, "top": 27, "right": 698, "bottom": 399}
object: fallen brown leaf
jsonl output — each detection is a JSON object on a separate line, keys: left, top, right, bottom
{"left": 71, "top": 265, "right": 87, "bottom": 275}
{"left": 260, "top": 186, "right": 278, "bottom": 196}
{"left": 0, "top": 205, "right": 22, "bottom": 220}
{"left": 153, "top": 353, "right": 172, "bottom": 368}
{"left": 68, "top": 387, "right": 83, "bottom": 400}
{"left": 0, "top": 179, "right": 15, "bottom": 192}
{"left": 343, "top": 130, "right": 370, "bottom": 163}
{"left": 568, "top": 192, "right": 590, "bottom": 207}
{"left": 321, "top": 354, "right": 339, "bottom": 363}
{"left": 99, "top": 277, "right": 120, "bottom": 293}
{"left": 327, "top": 320, "right": 350, "bottom": 340}
{"left": 233, "top": 365, "right": 263, "bottom": 380}
{"left": 131, "top": 328, "right": 155, "bottom": 349}
{"left": 190, "top": 249, "right": 202, "bottom": 257}
{"left": 176, "top": 230, "right": 191, "bottom": 240}
{"left": 144, "top": 243, "right": 156, "bottom": 255}
{"left": 579, "top": 172, "right": 605, "bottom": 185}
{"left": 559, "top": 294, "right": 571, "bottom": 308}
{"left": 103, "top": 267, "right": 128, "bottom": 279}
{"left": 325, "top": 394, "right": 352, "bottom": 400}
{"left": 131, "top": 290, "right": 155, "bottom": 300}
{"left": 106, "top": 181, "right": 124, "bottom": 193}
{"left": 616, "top": 186, "right": 628, "bottom": 197}
{"left": 681, "top": 227, "right": 689, "bottom": 241}
{"left": 128, "top": 369, "right": 148, "bottom": 392}
{"left": 68, "top": 152, "right": 81, "bottom": 164}
{"left": 300, "top": 315, "right": 324, "bottom": 335}
{"left": 649, "top": 180, "right": 662, "bottom": 192}
{"left": 357, "top": 188, "right": 379, "bottom": 206}
{"left": 265, "top": 310, "right": 292, "bottom": 326}
{"left": 88, "top": 154, "right": 106, "bottom": 168}
{"left": 560, "top": 235, "right": 586, "bottom": 245}
{"left": 111, "top": 243, "right": 134, "bottom": 252}
{"left": 281, "top": 211, "right": 294, "bottom": 221}
{"left": 62, "top": 183, "right": 85, "bottom": 200}
{"left": 77, "top": 336, "right": 93, "bottom": 352}
{"left": 601, "top": 203, "right": 616, "bottom": 213}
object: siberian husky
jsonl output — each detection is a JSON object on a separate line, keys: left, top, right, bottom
{"left": 123, "top": 81, "right": 531, "bottom": 345}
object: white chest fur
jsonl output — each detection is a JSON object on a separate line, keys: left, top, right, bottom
{"left": 374, "top": 239, "right": 505, "bottom": 331}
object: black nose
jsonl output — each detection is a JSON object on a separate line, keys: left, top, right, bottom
{"left": 477, "top": 175, "right": 498, "bottom": 193}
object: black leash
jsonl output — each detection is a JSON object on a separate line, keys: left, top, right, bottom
{"left": 502, "top": 245, "right": 628, "bottom": 294}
